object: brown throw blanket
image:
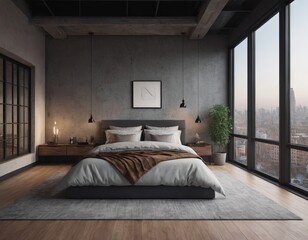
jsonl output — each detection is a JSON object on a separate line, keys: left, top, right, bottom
{"left": 84, "top": 150, "right": 201, "bottom": 184}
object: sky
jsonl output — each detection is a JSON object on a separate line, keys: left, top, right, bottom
{"left": 234, "top": 0, "right": 308, "bottom": 110}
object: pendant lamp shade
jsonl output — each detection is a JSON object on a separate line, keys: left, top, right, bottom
{"left": 180, "top": 99, "right": 186, "bottom": 108}
{"left": 88, "top": 114, "right": 95, "bottom": 123}
{"left": 195, "top": 115, "right": 201, "bottom": 123}
{"left": 88, "top": 32, "right": 95, "bottom": 123}
{"left": 180, "top": 32, "right": 187, "bottom": 108}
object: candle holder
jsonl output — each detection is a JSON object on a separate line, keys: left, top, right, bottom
{"left": 52, "top": 121, "right": 59, "bottom": 144}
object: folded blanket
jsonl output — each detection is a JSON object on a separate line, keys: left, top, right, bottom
{"left": 85, "top": 150, "right": 201, "bottom": 184}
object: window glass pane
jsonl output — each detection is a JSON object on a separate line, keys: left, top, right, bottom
{"left": 255, "top": 142, "right": 279, "bottom": 178}
{"left": 19, "top": 107, "right": 24, "bottom": 122}
{"left": 19, "top": 87, "right": 24, "bottom": 106}
{"left": 6, "top": 105, "right": 12, "bottom": 123}
{"left": 25, "top": 107, "right": 28, "bottom": 123}
{"left": 5, "top": 62, "right": 12, "bottom": 83}
{"left": 13, "top": 138, "right": 18, "bottom": 155}
{"left": 19, "top": 137, "right": 24, "bottom": 153}
{"left": 290, "top": 0, "right": 308, "bottom": 146}
{"left": 6, "top": 83, "right": 12, "bottom": 104}
{"left": 234, "top": 38, "right": 248, "bottom": 136}
{"left": 25, "top": 123, "right": 29, "bottom": 137}
{"left": 5, "top": 141, "right": 13, "bottom": 158}
{"left": 13, "top": 124, "right": 17, "bottom": 138}
{"left": 6, "top": 124, "right": 12, "bottom": 140}
{"left": 19, "top": 67, "right": 24, "bottom": 86}
{"left": 24, "top": 137, "right": 28, "bottom": 152}
{"left": 13, "top": 106, "right": 17, "bottom": 123}
{"left": 24, "top": 89, "right": 28, "bottom": 107}
{"left": 13, "top": 86, "right": 17, "bottom": 105}
{"left": 19, "top": 123, "right": 24, "bottom": 138}
{"left": 234, "top": 137, "right": 247, "bottom": 165}
{"left": 13, "top": 64, "right": 17, "bottom": 85}
{"left": 255, "top": 14, "right": 279, "bottom": 141}
{"left": 291, "top": 149, "right": 308, "bottom": 191}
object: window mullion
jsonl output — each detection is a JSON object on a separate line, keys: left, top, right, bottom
{"left": 279, "top": 4, "right": 291, "bottom": 185}
{"left": 247, "top": 32, "right": 255, "bottom": 170}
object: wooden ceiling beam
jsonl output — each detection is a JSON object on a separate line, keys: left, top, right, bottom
{"left": 31, "top": 17, "right": 197, "bottom": 38}
{"left": 42, "top": 26, "right": 67, "bottom": 39}
{"left": 30, "top": 17, "right": 197, "bottom": 27}
{"left": 190, "top": 0, "right": 229, "bottom": 39}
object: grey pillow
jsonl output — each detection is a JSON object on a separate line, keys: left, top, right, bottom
{"left": 114, "top": 133, "right": 140, "bottom": 142}
{"left": 109, "top": 125, "right": 142, "bottom": 131}
{"left": 150, "top": 134, "right": 175, "bottom": 143}
{"left": 146, "top": 125, "right": 179, "bottom": 130}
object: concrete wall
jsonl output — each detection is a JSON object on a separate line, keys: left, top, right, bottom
{"left": 0, "top": 0, "right": 45, "bottom": 176}
{"left": 46, "top": 35, "right": 227, "bottom": 144}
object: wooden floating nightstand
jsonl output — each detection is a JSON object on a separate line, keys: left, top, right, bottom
{"left": 38, "top": 144, "right": 95, "bottom": 162}
{"left": 187, "top": 142, "right": 213, "bottom": 164}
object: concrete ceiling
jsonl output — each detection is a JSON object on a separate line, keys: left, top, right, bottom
{"left": 12, "top": 0, "right": 260, "bottom": 39}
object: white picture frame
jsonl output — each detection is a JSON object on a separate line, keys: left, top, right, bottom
{"left": 132, "top": 80, "right": 162, "bottom": 109}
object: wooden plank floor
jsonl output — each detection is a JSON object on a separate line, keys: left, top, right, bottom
{"left": 0, "top": 163, "right": 307, "bottom": 240}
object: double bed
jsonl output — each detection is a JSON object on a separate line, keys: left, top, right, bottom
{"left": 58, "top": 120, "right": 225, "bottom": 199}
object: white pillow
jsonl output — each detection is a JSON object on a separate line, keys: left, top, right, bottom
{"left": 105, "top": 130, "right": 142, "bottom": 144}
{"left": 145, "top": 125, "right": 179, "bottom": 131}
{"left": 114, "top": 133, "right": 141, "bottom": 143}
{"left": 109, "top": 125, "right": 142, "bottom": 131}
{"left": 150, "top": 133, "right": 176, "bottom": 143}
{"left": 144, "top": 129, "right": 182, "bottom": 144}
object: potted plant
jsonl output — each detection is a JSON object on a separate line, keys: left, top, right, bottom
{"left": 208, "top": 104, "right": 232, "bottom": 165}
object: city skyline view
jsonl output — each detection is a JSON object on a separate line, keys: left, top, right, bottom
{"left": 234, "top": 0, "right": 308, "bottom": 111}
{"left": 233, "top": 0, "right": 308, "bottom": 191}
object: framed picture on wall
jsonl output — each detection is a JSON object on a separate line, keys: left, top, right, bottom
{"left": 132, "top": 80, "right": 162, "bottom": 109}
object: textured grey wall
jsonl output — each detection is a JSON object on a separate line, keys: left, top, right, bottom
{"left": 0, "top": 0, "right": 45, "bottom": 176}
{"left": 46, "top": 35, "right": 227, "bottom": 144}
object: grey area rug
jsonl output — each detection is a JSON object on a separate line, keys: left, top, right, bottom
{"left": 0, "top": 171, "right": 301, "bottom": 220}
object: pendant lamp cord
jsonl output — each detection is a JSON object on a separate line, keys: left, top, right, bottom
{"left": 182, "top": 33, "right": 184, "bottom": 100}
{"left": 197, "top": 39, "right": 200, "bottom": 115}
{"left": 131, "top": 55, "right": 134, "bottom": 80}
{"left": 90, "top": 33, "right": 93, "bottom": 115}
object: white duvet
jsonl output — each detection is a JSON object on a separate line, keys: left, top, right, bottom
{"left": 58, "top": 141, "right": 225, "bottom": 196}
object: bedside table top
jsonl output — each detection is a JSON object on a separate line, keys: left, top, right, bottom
{"left": 187, "top": 142, "right": 211, "bottom": 147}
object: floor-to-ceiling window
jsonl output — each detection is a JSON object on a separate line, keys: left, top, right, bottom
{"left": 233, "top": 38, "right": 248, "bottom": 166}
{"left": 255, "top": 13, "right": 280, "bottom": 178}
{"left": 230, "top": 0, "right": 308, "bottom": 196}
{"left": 0, "top": 54, "right": 31, "bottom": 162}
{"left": 290, "top": 0, "right": 308, "bottom": 191}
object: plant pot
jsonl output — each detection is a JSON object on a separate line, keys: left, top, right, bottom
{"left": 213, "top": 152, "right": 226, "bottom": 165}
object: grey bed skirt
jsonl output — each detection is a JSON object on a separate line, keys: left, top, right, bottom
{"left": 65, "top": 186, "right": 215, "bottom": 199}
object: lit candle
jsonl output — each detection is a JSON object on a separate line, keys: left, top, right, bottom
{"left": 56, "top": 129, "right": 59, "bottom": 135}
{"left": 53, "top": 126, "right": 55, "bottom": 135}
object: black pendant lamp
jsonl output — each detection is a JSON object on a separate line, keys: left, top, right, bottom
{"left": 195, "top": 39, "right": 201, "bottom": 123}
{"left": 88, "top": 32, "right": 95, "bottom": 123}
{"left": 180, "top": 32, "right": 187, "bottom": 108}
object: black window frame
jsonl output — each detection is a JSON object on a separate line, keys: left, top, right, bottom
{"left": 228, "top": 0, "right": 308, "bottom": 197}
{"left": 0, "top": 53, "right": 31, "bottom": 162}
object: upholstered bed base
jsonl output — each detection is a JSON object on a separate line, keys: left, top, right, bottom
{"left": 65, "top": 186, "right": 215, "bottom": 199}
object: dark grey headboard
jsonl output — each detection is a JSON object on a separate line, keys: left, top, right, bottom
{"left": 101, "top": 120, "right": 185, "bottom": 143}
